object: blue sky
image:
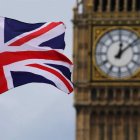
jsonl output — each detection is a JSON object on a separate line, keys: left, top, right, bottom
{"left": 0, "top": 0, "right": 75, "bottom": 140}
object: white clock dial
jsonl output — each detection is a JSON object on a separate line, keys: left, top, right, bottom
{"left": 95, "top": 29, "right": 140, "bottom": 78}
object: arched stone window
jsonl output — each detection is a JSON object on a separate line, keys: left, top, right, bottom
{"left": 111, "top": 0, "right": 116, "bottom": 11}
{"left": 119, "top": 0, "right": 124, "bottom": 11}
{"left": 102, "top": 0, "right": 107, "bottom": 11}
{"left": 127, "top": 0, "right": 132, "bottom": 11}
{"left": 99, "top": 111, "right": 105, "bottom": 140}
{"left": 91, "top": 88, "right": 97, "bottom": 101}
{"left": 108, "top": 88, "right": 114, "bottom": 101}
{"left": 124, "top": 88, "right": 130, "bottom": 101}
{"left": 133, "top": 111, "right": 139, "bottom": 140}
{"left": 94, "top": 0, "right": 99, "bottom": 11}
{"left": 107, "top": 112, "right": 113, "bottom": 140}
{"left": 124, "top": 112, "right": 130, "bottom": 140}
{"left": 90, "top": 112, "right": 98, "bottom": 140}
{"left": 136, "top": 0, "right": 140, "bottom": 11}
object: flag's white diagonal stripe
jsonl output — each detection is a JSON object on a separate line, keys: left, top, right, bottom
{"left": 5, "top": 22, "right": 50, "bottom": 46}
{"left": 25, "top": 24, "right": 65, "bottom": 47}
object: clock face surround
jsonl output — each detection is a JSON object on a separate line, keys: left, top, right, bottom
{"left": 95, "top": 28, "right": 140, "bottom": 79}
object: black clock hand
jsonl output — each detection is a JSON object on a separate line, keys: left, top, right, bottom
{"left": 115, "top": 43, "right": 123, "bottom": 59}
{"left": 115, "top": 38, "right": 139, "bottom": 59}
{"left": 115, "top": 30, "right": 123, "bottom": 59}
{"left": 121, "top": 38, "right": 139, "bottom": 53}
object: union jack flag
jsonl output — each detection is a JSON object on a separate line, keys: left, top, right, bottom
{"left": 0, "top": 17, "right": 73, "bottom": 94}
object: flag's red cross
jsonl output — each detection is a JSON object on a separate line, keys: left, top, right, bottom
{"left": 0, "top": 50, "right": 73, "bottom": 93}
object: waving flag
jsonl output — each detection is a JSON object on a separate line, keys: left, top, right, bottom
{"left": 0, "top": 17, "right": 66, "bottom": 52}
{"left": 0, "top": 17, "right": 73, "bottom": 94}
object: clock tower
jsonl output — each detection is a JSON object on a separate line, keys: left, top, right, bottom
{"left": 73, "top": 0, "right": 140, "bottom": 140}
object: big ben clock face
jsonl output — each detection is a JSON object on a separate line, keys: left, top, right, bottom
{"left": 95, "top": 29, "right": 140, "bottom": 78}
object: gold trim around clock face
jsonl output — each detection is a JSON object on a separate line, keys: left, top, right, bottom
{"left": 92, "top": 26, "right": 140, "bottom": 81}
